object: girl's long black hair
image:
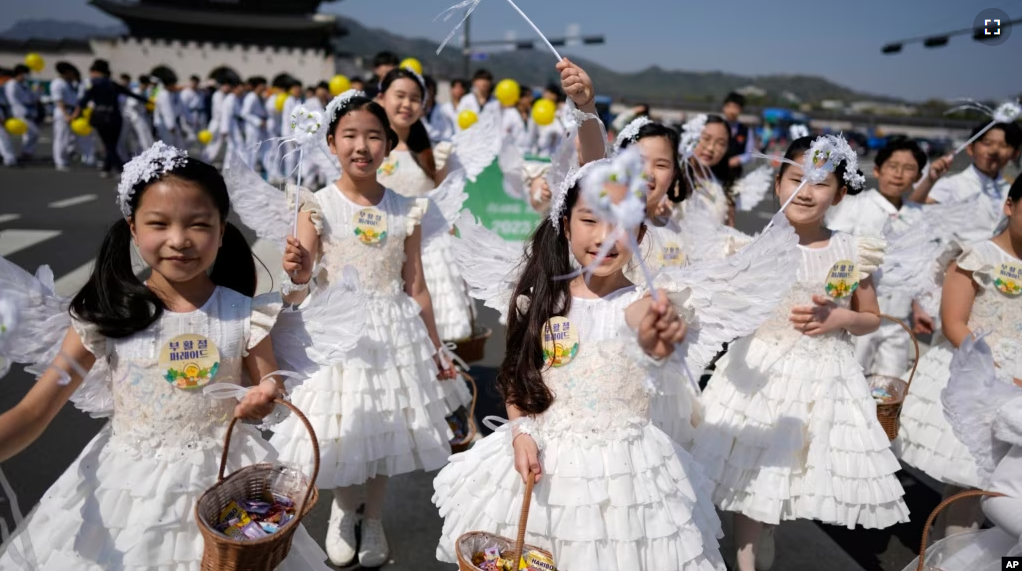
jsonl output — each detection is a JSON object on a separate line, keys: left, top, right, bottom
{"left": 378, "top": 68, "right": 437, "bottom": 181}
{"left": 70, "top": 158, "right": 256, "bottom": 338}
{"left": 777, "top": 135, "right": 865, "bottom": 195}
{"left": 498, "top": 185, "right": 580, "bottom": 416}
{"left": 620, "top": 122, "right": 686, "bottom": 203}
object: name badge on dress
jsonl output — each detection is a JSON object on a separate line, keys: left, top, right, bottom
{"left": 353, "top": 207, "right": 388, "bottom": 245}
{"left": 995, "top": 261, "right": 1022, "bottom": 296}
{"left": 159, "top": 334, "right": 220, "bottom": 390}
{"left": 378, "top": 157, "right": 398, "bottom": 177}
{"left": 660, "top": 242, "right": 685, "bottom": 267}
{"left": 825, "top": 260, "right": 858, "bottom": 299}
{"left": 541, "top": 316, "right": 578, "bottom": 368}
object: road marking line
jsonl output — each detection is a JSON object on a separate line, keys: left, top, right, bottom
{"left": 48, "top": 194, "right": 98, "bottom": 209}
{"left": 0, "top": 229, "right": 61, "bottom": 257}
{"left": 54, "top": 260, "right": 97, "bottom": 297}
{"left": 0, "top": 214, "right": 21, "bottom": 224}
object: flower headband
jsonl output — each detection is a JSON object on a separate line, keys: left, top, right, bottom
{"left": 117, "top": 141, "right": 188, "bottom": 217}
{"left": 613, "top": 116, "right": 653, "bottom": 152}
{"left": 678, "top": 114, "right": 707, "bottom": 158}
{"left": 801, "top": 134, "right": 865, "bottom": 190}
{"left": 325, "top": 89, "right": 366, "bottom": 125}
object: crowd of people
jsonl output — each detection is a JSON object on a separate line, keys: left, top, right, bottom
{"left": 0, "top": 44, "right": 1019, "bottom": 571}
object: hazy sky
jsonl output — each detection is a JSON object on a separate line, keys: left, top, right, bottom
{"left": 7, "top": 0, "right": 1022, "bottom": 101}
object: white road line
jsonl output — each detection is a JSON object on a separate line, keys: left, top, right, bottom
{"left": 0, "top": 214, "right": 21, "bottom": 224}
{"left": 54, "top": 260, "right": 96, "bottom": 297}
{"left": 48, "top": 194, "right": 98, "bottom": 209}
{"left": 0, "top": 229, "right": 61, "bottom": 257}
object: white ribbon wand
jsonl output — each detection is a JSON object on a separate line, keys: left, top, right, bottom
{"left": 944, "top": 100, "right": 1022, "bottom": 157}
{"left": 436, "top": 0, "right": 562, "bottom": 61}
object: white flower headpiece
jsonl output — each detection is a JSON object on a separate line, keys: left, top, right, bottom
{"left": 550, "top": 159, "right": 603, "bottom": 231}
{"left": 992, "top": 101, "right": 1022, "bottom": 123}
{"left": 802, "top": 134, "right": 865, "bottom": 190}
{"left": 325, "top": 89, "right": 366, "bottom": 125}
{"left": 614, "top": 116, "right": 653, "bottom": 152}
{"left": 578, "top": 147, "right": 648, "bottom": 230}
{"left": 118, "top": 141, "right": 188, "bottom": 217}
{"left": 679, "top": 114, "right": 708, "bottom": 157}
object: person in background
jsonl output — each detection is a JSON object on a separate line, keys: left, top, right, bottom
{"left": 150, "top": 66, "right": 184, "bottom": 149}
{"left": 534, "top": 82, "right": 567, "bottom": 157}
{"left": 219, "top": 78, "right": 246, "bottom": 163}
{"left": 457, "top": 69, "right": 498, "bottom": 115}
{"left": 0, "top": 68, "right": 18, "bottom": 167}
{"left": 439, "top": 77, "right": 467, "bottom": 133}
{"left": 178, "top": 74, "right": 203, "bottom": 141}
{"left": 365, "top": 51, "right": 399, "bottom": 98}
{"left": 422, "top": 75, "right": 454, "bottom": 144}
{"left": 611, "top": 103, "right": 650, "bottom": 137}
{"left": 4, "top": 64, "right": 39, "bottom": 161}
{"left": 240, "top": 76, "right": 269, "bottom": 170}
{"left": 73, "top": 59, "right": 147, "bottom": 177}
{"left": 202, "top": 80, "right": 231, "bottom": 162}
{"left": 50, "top": 61, "right": 81, "bottom": 172}
{"left": 721, "top": 91, "right": 755, "bottom": 187}
{"left": 502, "top": 80, "right": 536, "bottom": 155}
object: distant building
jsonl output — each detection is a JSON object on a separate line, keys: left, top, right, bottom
{"left": 736, "top": 85, "right": 766, "bottom": 98}
{"left": 0, "top": 0, "right": 347, "bottom": 86}
{"left": 819, "top": 99, "right": 845, "bottom": 111}
{"left": 850, "top": 100, "right": 917, "bottom": 116}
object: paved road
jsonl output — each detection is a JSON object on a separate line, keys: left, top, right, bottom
{"left": 0, "top": 129, "right": 987, "bottom": 571}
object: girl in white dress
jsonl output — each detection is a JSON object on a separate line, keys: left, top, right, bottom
{"left": 0, "top": 143, "right": 330, "bottom": 570}
{"left": 897, "top": 176, "right": 1022, "bottom": 539}
{"left": 690, "top": 135, "right": 909, "bottom": 571}
{"left": 267, "top": 93, "right": 470, "bottom": 568}
{"left": 375, "top": 67, "right": 477, "bottom": 343}
{"left": 434, "top": 177, "right": 726, "bottom": 571}
{"left": 675, "top": 114, "right": 734, "bottom": 228}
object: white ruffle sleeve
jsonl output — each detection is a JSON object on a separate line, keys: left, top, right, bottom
{"left": 245, "top": 292, "right": 283, "bottom": 354}
{"left": 286, "top": 184, "right": 324, "bottom": 236}
{"left": 855, "top": 234, "right": 886, "bottom": 280}
{"left": 68, "top": 318, "right": 115, "bottom": 418}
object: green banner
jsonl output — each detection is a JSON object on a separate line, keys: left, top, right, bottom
{"left": 462, "top": 160, "right": 543, "bottom": 242}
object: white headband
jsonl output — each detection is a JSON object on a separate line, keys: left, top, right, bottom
{"left": 613, "top": 116, "right": 653, "bottom": 152}
{"left": 325, "top": 89, "right": 367, "bottom": 124}
{"left": 117, "top": 141, "right": 188, "bottom": 217}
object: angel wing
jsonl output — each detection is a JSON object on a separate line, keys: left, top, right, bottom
{"left": 222, "top": 150, "right": 292, "bottom": 249}
{"left": 731, "top": 165, "right": 775, "bottom": 212}
{"left": 450, "top": 210, "right": 527, "bottom": 323}
{"left": 677, "top": 198, "right": 752, "bottom": 264}
{"left": 498, "top": 140, "right": 525, "bottom": 200}
{"left": 654, "top": 212, "right": 800, "bottom": 374}
{"left": 450, "top": 106, "right": 503, "bottom": 182}
{"left": 270, "top": 266, "right": 368, "bottom": 377}
{"left": 0, "top": 255, "right": 113, "bottom": 416}
{"left": 874, "top": 219, "right": 946, "bottom": 301}
{"left": 427, "top": 168, "right": 469, "bottom": 228}
{"left": 941, "top": 334, "right": 1021, "bottom": 488}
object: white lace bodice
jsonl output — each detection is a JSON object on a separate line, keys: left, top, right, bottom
{"left": 313, "top": 184, "right": 428, "bottom": 297}
{"left": 536, "top": 286, "right": 657, "bottom": 443}
{"left": 72, "top": 287, "right": 279, "bottom": 458}
{"left": 753, "top": 231, "right": 884, "bottom": 352}
{"left": 377, "top": 150, "right": 436, "bottom": 198}
{"left": 959, "top": 241, "right": 1022, "bottom": 380}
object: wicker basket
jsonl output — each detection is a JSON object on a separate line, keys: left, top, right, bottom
{"left": 912, "top": 490, "right": 1005, "bottom": 571}
{"left": 450, "top": 372, "right": 479, "bottom": 454}
{"left": 452, "top": 285, "right": 493, "bottom": 364}
{"left": 455, "top": 472, "right": 554, "bottom": 571}
{"left": 195, "top": 399, "right": 320, "bottom": 571}
{"left": 870, "top": 314, "right": 921, "bottom": 441}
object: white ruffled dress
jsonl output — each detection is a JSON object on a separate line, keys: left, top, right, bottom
{"left": 691, "top": 232, "right": 910, "bottom": 529}
{"left": 378, "top": 150, "right": 477, "bottom": 342}
{"left": 269, "top": 185, "right": 472, "bottom": 489}
{"left": 0, "top": 287, "right": 330, "bottom": 570}
{"left": 896, "top": 241, "right": 1023, "bottom": 488}
{"left": 433, "top": 286, "right": 726, "bottom": 571}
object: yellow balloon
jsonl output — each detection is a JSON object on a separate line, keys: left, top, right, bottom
{"left": 24, "top": 53, "right": 44, "bottom": 72}
{"left": 274, "top": 92, "right": 287, "bottom": 113}
{"left": 532, "top": 99, "right": 556, "bottom": 126}
{"left": 494, "top": 79, "right": 521, "bottom": 107}
{"left": 457, "top": 110, "right": 478, "bottom": 130}
{"left": 329, "top": 75, "right": 351, "bottom": 96}
{"left": 71, "top": 117, "right": 92, "bottom": 137}
{"left": 4, "top": 118, "right": 27, "bottom": 136}
{"left": 198, "top": 130, "right": 213, "bottom": 145}
{"left": 399, "top": 58, "right": 423, "bottom": 76}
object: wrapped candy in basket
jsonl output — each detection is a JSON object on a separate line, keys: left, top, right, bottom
{"left": 455, "top": 471, "right": 557, "bottom": 571}
{"left": 869, "top": 315, "right": 921, "bottom": 440}
{"left": 195, "top": 399, "right": 320, "bottom": 571}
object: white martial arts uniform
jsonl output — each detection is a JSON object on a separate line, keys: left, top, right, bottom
{"left": 240, "top": 91, "right": 267, "bottom": 169}
{"left": 4, "top": 78, "right": 39, "bottom": 156}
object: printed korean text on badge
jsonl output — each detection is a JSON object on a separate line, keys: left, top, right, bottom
{"left": 825, "top": 259, "right": 858, "bottom": 299}
{"left": 661, "top": 242, "right": 685, "bottom": 267}
{"left": 353, "top": 207, "right": 388, "bottom": 245}
{"left": 159, "top": 333, "right": 220, "bottom": 390}
{"left": 541, "top": 316, "right": 579, "bottom": 368}
{"left": 995, "top": 261, "right": 1022, "bottom": 296}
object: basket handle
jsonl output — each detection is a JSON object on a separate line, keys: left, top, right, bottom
{"left": 511, "top": 470, "right": 537, "bottom": 565}
{"left": 879, "top": 314, "right": 921, "bottom": 391}
{"left": 454, "top": 372, "right": 479, "bottom": 447}
{"left": 915, "top": 489, "right": 1006, "bottom": 571}
{"left": 218, "top": 398, "right": 321, "bottom": 513}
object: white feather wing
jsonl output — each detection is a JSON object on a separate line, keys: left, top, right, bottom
{"left": 451, "top": 107, "right": 503, "bottom": 182}
{"left": 222, "top": 150, "right": 292, "bottom": 249}
{"left": 655, "top": 212, "right": 800, "bottom": 374}
{"left": 731, "top": 165, "right": 775, "bottom": 212}
{"left": 450, "top": 211, "right": 527, "bottom": 322}
{"left": 427, "top": 168, "right": 470, "bottom": 227}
